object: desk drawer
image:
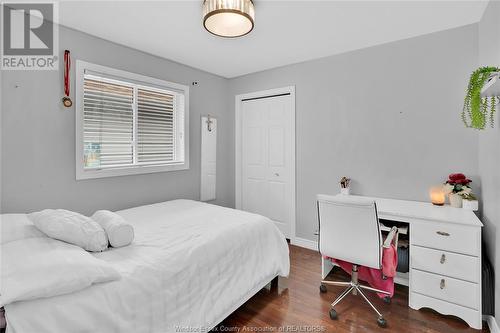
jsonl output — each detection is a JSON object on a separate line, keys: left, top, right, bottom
{"left": 411, "top": 222, "right": 479, "bottom": 256}
{"left": 411, "top": 246, "right": 479, "bottom": 283}
{"left": 411, "top": 269, "right": 479, "bottom": 309}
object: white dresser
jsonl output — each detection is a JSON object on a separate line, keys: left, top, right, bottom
{"left": 321, "top": 195, "right": 483, "bottom": 329}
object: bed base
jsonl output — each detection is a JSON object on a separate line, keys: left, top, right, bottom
{"left": 1, "top": 276, "right": 281, "bottom": 333}
{"left": 270, "top": 276, "right": 279, "bottom": 290}
{"left": 209, "top": 275, "right": 280, "bottom": 330}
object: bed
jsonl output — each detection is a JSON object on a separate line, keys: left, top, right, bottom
{"left": 2, "top": 200, "right": 290, "bottom": 333}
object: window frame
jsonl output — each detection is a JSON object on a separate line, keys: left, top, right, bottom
{"left": 75, "top": 60, "right": 189, "bottom": 180}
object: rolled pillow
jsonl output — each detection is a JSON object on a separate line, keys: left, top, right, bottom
{"left": 28, "top": 209, "right": 108, "bottom": 252}
{"left": 92, "top": 210, "right": 134, "bottom": 248}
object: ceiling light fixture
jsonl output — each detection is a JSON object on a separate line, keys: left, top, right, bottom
{"left": 203, "top": 0, "right": 255, "bottom": 38}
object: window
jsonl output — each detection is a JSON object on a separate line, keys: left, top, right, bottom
{"left": 76, "top": 61, "right": 189, "bottom": 179}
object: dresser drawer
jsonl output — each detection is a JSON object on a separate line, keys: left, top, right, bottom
{"left": 411, "top": 246, "right": 479, "bottom": 283}
{"left": 411, "top": 269, "right": 479, "bottom": 309}
{"left": 411, "top": 222, "right": 479, "bottom": 256}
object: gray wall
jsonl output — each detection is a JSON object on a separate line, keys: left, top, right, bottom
{"left": 1, "top": 25, "right": 234, "bottom": 214}
{"left": 1, "top": 23, "right": 484, "bottom": 246}
{"left": 230, "top": 25, "right": 479, "bottom": 240}
{"left": 478, "top": 1, "right": 500, "bottom": 325}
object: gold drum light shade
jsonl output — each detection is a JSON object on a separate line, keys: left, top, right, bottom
{"left": 203, "top": 0, "right": 255, "bottom": 38}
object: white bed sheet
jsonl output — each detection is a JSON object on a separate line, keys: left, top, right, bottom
{"left": 5, "top": 200, "right": 290, "bottom": 333}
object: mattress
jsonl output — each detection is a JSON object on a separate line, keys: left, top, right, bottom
{"left": 4, "top": 200, "right": 290, "bottom": 333}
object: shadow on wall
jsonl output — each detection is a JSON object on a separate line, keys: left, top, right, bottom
{"left": 478, "top": 194, "right": 496, "bottom": 267}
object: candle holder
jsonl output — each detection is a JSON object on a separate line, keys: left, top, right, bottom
{"left": 429, "top": 186, "right": 446, "bottom": 206}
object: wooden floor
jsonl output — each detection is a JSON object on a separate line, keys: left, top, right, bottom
{"left": 215, "top": 245, "right": 489, "bottom": 332}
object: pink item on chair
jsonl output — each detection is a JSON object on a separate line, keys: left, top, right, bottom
{"left": 382, "top": 244, "right": 398, "bottom": 278}
{"left": 327, "top": 243, "right": 398, "bottom": 299}
{"left": 0, "top": 307, "right": 6, "bottom": 329}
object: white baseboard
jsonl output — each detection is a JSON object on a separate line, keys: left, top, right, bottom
{"left": 484, "top": 315, "right": 500, "bottom": 333}
{"left": 291, "top": 237, "right": 318, "bottom": 251}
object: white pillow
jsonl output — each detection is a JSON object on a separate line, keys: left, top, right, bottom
{"left": 29, "top": 209, "right": 108, "bottom": 252}
{"left": 0, "top": 237, "right": 120, "bottom": 306}
{"left": 1, "top": 214, "right": 46, "bottom": 245}
{"left": 92, "top": 210, "right": 134, "bottom": 248}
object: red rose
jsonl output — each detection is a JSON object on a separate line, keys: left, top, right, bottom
{"left": 453, "top": 178, "right": 471, "bottom": 185}
{"left": 449, "top": 173, "right": 466, "bottom": 181}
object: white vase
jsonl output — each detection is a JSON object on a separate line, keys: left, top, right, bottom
{"left": 462, "top": 199, "right": 479, "bottom": 211}
{"left": 340, "top": 187, "right": 350, "bottom": 195}
{"left": 449, "top": 193, "right": 463, "bottom": 208}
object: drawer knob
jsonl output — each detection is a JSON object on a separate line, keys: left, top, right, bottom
{"left": 440, "top": 254, "right": 446, "bottom": 264}
{"left": 436, "top": 231, "right": 450, "bottom": 236}
{"left": 440, "top": 279, "right": 446, "bottom": 289}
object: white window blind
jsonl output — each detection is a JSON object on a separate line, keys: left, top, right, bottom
{"left": 76, "top": 61, "right": 189, "bottom": 179}
{"left": 83, "top": 76, "right": 134, "bottom": 168}
{"left": 137, "top": 88, "right": 175, "bottom": 164}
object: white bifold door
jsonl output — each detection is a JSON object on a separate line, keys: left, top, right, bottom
{"left": 239, "top": 93, "right": 294, "bottom": 238}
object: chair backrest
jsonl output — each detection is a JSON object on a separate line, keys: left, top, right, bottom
{"left": 317, "top": 194, "right": 382, "bottom": 269}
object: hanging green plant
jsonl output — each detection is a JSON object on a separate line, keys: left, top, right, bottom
{"left": 462, "top": 66, "right": 500, "bottom": 129}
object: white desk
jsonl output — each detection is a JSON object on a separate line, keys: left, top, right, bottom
{"left": 320, "top": 194, "right": 483, "bottom": 330}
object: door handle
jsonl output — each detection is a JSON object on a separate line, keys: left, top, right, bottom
{"left": 440, "top": 254, "right": 446, "bottom": 264}
{"left": 436, "top": 231, "right": 450, "bottom": 236}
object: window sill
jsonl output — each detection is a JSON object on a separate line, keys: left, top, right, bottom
{"left": 76, "top": 162, "right": 189, "bottom": 180}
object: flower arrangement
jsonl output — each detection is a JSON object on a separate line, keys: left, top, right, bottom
{"left": 339, "top": 176, "right": 351, "bottom": 195}
{"left": 443, "top": 173, "right": 478, "bottom": 209}
{"left": 340, "top": 177, "right": 350, "bottom": 189}
{"left": 443, "top": 173, "right": 475, "bottom": 199}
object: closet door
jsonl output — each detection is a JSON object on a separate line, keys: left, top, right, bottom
{"left": 240, "top": 94, "right": 293, "bottom": 238}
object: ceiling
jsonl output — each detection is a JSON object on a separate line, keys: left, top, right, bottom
{"left": 57, "top": 1, "right": 489, "bottom": 78}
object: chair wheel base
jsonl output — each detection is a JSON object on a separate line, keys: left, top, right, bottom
{"left": 319, "top": 284, "right": 327, "bottom": 293}
{"left": 383, "top": 296, "right": 391, "bottom": 304}
{"left": 377, "top": 317, "right": 387, "bottom": 328}
{"left": 329, "top": 309, "right": 337, "bottom": 320}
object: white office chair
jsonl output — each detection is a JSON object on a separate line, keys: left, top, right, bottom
{"left": 317, "top": 194, "right": 391, "bottom": 328}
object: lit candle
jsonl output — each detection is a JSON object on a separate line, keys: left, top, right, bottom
{"left": 429, "top": 186, "right": 446, "bottom": 206}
